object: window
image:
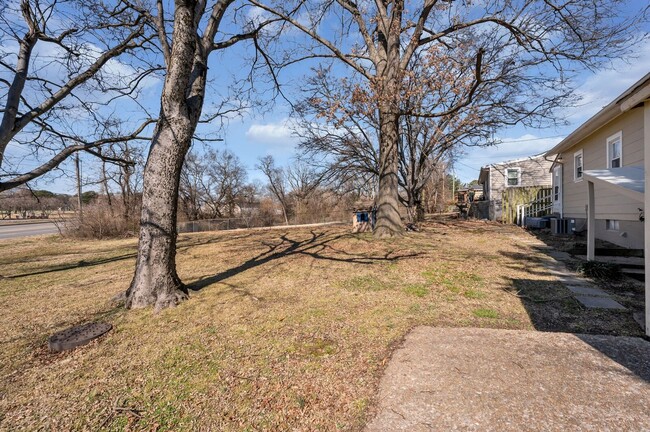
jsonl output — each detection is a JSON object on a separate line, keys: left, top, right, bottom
{"left": 506, "top": 168, "right": 521, "bottom": 187}
{"left": 574, "top": 149, "right": 583, "bottom": 181}
{"left": 607, "top": 131, "right": 622, "bottom": 168}
{"left": 606, "top": 219, "right": 620, "bottom": 231}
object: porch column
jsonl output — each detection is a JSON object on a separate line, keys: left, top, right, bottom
{"left": 587, "top": 180, "right": 595, "bottom": 261}
{"left": 644, "top": 101, "right": 650, "bottom": 337}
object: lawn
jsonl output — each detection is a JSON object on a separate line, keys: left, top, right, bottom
{"left": 0, "top": 220, "right": 642, "bottom": 430}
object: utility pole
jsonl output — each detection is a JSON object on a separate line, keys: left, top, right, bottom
{"left": 441, "top": 165, "right": 445, "bottom": 213}
{"left": 75, "top": 153, "right": 83, "bottom": 221}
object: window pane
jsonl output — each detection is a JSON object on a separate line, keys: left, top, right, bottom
{"left": 575, "top": 154, "right": 582, "bottom": 178}
{"left": 611, "top": 158, "right": 621, "bottom": 168}
{"left": 506, "top": 169, "right": 519, "bottom": 186}
{"left": 612, "top": 141, "right": 621, "bottom": 159}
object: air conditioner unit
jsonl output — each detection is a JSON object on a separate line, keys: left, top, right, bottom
{"left": 551, "top": 218, "right": 577, "bottom": 235}
{"left": 551, "top": 218, "right": 567, "bottom": 234}
{"left": 525, "top": 217, "right": 549, "bottom": 229}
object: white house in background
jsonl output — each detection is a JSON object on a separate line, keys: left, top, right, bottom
{"left": 543, "top": 71, "right": 650, "bottom": 337}
{"left": 478, "top": 154, "right": 553, "bottom": 222}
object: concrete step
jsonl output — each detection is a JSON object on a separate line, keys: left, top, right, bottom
{"left": 621, "top": 268, "right": 645, "bottom": 282}
{"left": 575, "top": 255, "right": 645, "bottom": 269}
{"left": 570, "top": 247, "right": 643, "bottom": 258}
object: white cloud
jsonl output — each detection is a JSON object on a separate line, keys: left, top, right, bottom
{"left": 244, "top": 119, "right": 300, "bottom": 156}
{"left": 246, "top": 119, "right": 295, "bottom": 143}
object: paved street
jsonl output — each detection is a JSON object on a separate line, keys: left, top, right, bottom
{"left": 0, "top": 222, "right": 58, "bottom": 240}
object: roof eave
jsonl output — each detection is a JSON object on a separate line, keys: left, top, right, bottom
{"left": 544, "top": 72, "right": 650, "bottom": 157}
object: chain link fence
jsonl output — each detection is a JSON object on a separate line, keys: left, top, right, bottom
{"left": 177, "top": 210, "right": 351, "bottom": 234}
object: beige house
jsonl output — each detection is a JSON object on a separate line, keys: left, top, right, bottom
{"left": 544, "top": 73, "right": 650, "bottom": 251}
{"left": 544, "top": 72, "right": 650, "bottom": 337}
{"left": 478, "top": 154, "right": 553, "bottom": 222}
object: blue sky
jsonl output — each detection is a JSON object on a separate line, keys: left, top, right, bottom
{"left": 4, "top": 1, "right": 650, "bottom": 193}
{"left": 217, "top": 36, "right": 650, "bottom": 185}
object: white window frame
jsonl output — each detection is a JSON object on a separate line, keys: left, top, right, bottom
{"left": 505, "top": 167, "right": 521, "bottom": 187}
{"left": 606, "top": 131, "right": 623, "bottom": 168}
{"left": 574, "top": 149, "right": 584, "bottom": 182}
{"left": 606, "top": 219, "right": 620, "bottom": 231}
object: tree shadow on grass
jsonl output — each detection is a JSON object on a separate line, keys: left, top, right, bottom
{"left": 4, "top": 253, "right": 138, "bottom": 279}
{"left": 3, "top": 233, "right": 255, "bottom": 280}
{"left": 188, "top": 230, "right": 422, "bottom": 292}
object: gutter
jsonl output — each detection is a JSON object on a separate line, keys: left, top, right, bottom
{"left": 544, "top": 72, "right": 650, "bottom": 157}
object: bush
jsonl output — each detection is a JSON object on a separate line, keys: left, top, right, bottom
{"left": 57, "top": 199, "right": 139, "bottom": 239}
{"left": 577, "top": 261, "right": 622, "bottom": 280}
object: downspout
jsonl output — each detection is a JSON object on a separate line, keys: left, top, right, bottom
{"left": 546, "top": 153, "right": 564, "bottom": 219}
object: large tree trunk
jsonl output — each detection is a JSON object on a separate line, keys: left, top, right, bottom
{"left": 374, "top": 107, "right": 403, "bottom": 237}
{"left": 372, "top": 2, "right": 404, "bottom": 238}
{"left": 126, "top": 0, "right": 205, "bottom": 309}
{"left": 125, "top": 119, "right": 193, "bottom": 309}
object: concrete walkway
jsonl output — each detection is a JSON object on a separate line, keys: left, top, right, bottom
{"left": 510, "top": 235, "right": 626, "bottom": 310}
{"left": 366, "top": 327, "right": 650, "bottom": 432}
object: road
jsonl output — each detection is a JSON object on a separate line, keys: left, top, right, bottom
{"left": 0, "top": 222, "right": 59, "bottom": 240}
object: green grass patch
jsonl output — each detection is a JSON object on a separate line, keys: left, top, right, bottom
{"left": 463, "top": 289, "right": 485, "bottom": 299}
{"left": 339, "top": 275, "right": 388, "bottom": 291}
{"left": 473, "top": 308, "right": 498, "bottom": 319}
{"left": 403, "top": 284, "right": 429, "bottom": 297}
{"left": 422, "top": 267, "right": 484, "bottom": 294}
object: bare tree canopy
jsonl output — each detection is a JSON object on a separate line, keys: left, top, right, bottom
{"left": 0, "top": 0, "right": 161, "bottom": 191}
{"left": 180, "top": 148, "right": 249, "bottom": 220}
{"left": 252, "top": 0, "right": 648, "bottom": 236}
{"left": 257, "top": 154, "right": 291, "bottom": 224}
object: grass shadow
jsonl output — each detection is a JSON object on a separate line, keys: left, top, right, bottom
{"left": 188, "top": 230, "right": 422, "bottom": 292}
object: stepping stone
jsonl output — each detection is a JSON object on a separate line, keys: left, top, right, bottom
{"left": 547, "top": 251, "right": 572, "bottom": 260}
{"left": 633, "top": 312, "right": 646, "bottom": 331}
{"left": 566, "top": 285, "right": 610, "bottom": 297}
{"left": 574, "top": 295, "right": 626, "bottom": 310}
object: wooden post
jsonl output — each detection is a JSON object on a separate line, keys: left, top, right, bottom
{"left": 75, "top": 152, "right": 83, "bottom": 221}
{"left": 587, "top": 180, "right": 595, "bottom": 261}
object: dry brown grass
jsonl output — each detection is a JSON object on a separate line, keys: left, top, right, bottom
{"left": 0, "top": 220, "right": 642, "bottom": 431}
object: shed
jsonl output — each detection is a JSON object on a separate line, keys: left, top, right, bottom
{"left": 352, "top": 208, "right": 376, "bottom": 233}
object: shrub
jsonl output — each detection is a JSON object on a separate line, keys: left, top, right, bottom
{"left": 577, "top": 261, "right": 622, "bottom": 280}
{"left": 57, "top": 199, "right": 139, "bottom": 239}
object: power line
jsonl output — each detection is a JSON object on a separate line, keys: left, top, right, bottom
{"left": 497, "top": 134, "right": 564, "bottom": 143}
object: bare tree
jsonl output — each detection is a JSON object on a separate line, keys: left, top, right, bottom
{"left": 257, "top": 155, "right": 290, "bottom": 225}
{"left": 251, "top": 0, "right": 647, "bottom": 237}
{"left": 295, "top": 60, "right": 491, "bottom": 223}
{"left": 96, "top": 141, "right": 145, "bottom": 222}
{"left": 125, "top": 0, "right": 276, "bottom": 309}
{"left": 0, "top": 0, "right": 159, "bottom": 191}
{"left": 179, "top": 148, "right": 249, "bottom": 220}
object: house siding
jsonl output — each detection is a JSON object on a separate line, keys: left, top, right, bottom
{"left": 558, "top": 106, "right": 645, "bottom": 249}
{"left": 485, "top": 156, "right": 553, "bottom": 220}
{"left": 560, "top": 107, "right": 644, "bottom": 221}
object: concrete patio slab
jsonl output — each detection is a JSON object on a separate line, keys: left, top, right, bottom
{"left": 366, "top": 327, "right": 650, "bottom": 432}
{"left": 574, "top": 295, "right": 626, "bottom": 310}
